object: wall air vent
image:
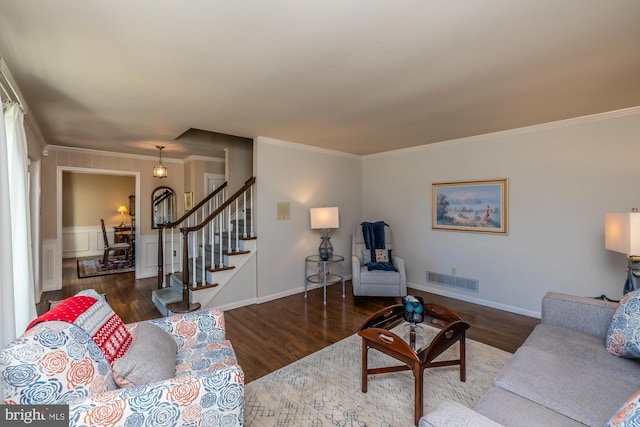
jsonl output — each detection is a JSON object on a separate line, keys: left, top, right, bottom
{"left": 426, "top": 271, "right": 479, "bottom": 293}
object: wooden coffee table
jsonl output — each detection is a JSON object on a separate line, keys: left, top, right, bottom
{"left": 358, "top": 303, "right": 470, "bottom": 425}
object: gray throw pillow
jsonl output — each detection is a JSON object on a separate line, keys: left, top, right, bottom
{"left": 362, "top": 249, "right": 372, "bottom": 264}
{"left": 113, "top": 322, "right": 177, "bottom": 387}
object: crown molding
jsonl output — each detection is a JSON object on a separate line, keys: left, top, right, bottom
{"left": 184, "top": 154, "right": 224, "bottom": 163}
{"left": 44, "top": 144, "right": 221, "bottom": 163}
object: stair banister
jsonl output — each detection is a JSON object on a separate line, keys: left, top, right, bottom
{"left": 217, "top": 208, "right": 223, "bottom": 268}
{"left": 173, "top": 178, "right": 255, "bottom": 307}
{"left": 249, "top": 184, "right": 254, "bottom": 237}
{"left": 234, "top": 198, "right": 239, "bottom": 252}
{"left": 243, "top": 190, "right": 247, "bottom": 238}
{"left": 156, "top": 183, "right": 228, "bottom": 289}
{"left": 157, "top": 225, "right": 164, "bottom": 289}
{"left": 181, "top": 177, "right": 255, "bottom": 235}
{"left": 170, "top": 227, "right": 176, "bottom": 275}
{"left": 228, "top": 203, "right": 232, "bottom": 254}
{"left": 165, "top": 229, "right": 201, "bottom": 314}
{"left": 170, "top": 182, "right": 228, "bottom": 227}
{"left": 157, "top": 177, "right": 254, "bottom": 312}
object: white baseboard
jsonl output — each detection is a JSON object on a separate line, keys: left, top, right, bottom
{"left": 409, "top": 282, "right": 541, "bottom": 319}
{"left": 218, "top": 297, "right": 258, "bottom": 312}
{"left": 254, "top": 277, "right": 351, "bottom": 305}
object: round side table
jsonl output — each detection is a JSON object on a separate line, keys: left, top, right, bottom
{"left": 304, "top": 254, "right": 345, "bottom": 304}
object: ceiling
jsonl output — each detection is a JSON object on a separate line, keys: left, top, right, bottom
{"left": 0, "top": 1, "right": 639, "bottom": 159}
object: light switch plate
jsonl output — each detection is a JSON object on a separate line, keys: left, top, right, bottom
{"left": 277, "top": 202, "right": 290, "bottom": 220}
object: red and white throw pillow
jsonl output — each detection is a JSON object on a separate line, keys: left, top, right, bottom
{"left": 27, "top": 293, "right": 132, "bottom": 365}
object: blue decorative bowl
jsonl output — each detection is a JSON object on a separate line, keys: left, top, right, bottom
{"left": 403, "top": 295, "right": 425, "bottom": 324}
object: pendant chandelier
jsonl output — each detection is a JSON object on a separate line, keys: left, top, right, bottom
{"left": 153, "top": 146, "right": 168, "bottom": 179}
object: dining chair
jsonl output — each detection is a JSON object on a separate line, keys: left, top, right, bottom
{"left": 101, "top": 219, "right": 131, "bottom": 266}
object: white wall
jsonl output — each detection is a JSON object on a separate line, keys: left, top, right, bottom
{"left": 362, "top": 108, "right": 640, "bottom": 317}
{"left": 255, "top": 137, "right": 362, "bottom": 301}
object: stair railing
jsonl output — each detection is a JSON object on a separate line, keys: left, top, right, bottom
{"left": 156, "top": 182, "right": 228, "bottom": 289}
{"left": 172, "top": 177, "right": 256, "bottom": 312}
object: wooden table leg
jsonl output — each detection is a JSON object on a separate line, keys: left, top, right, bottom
{"left": 362, "top": 339, "right": 368, "bottom": 393}
{"left": 460, "top": 333, "right": 466, "bottom": 382}
{"left": 414, "top": 363, "right": 425, "bottom": 425}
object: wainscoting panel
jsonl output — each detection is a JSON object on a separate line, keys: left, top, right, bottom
{"left": 139, "top": 235, "right": 181, "bottom": 280}
{"left": 62, "top": 226, "right": 105, "bottom": 259}
{"left": 42, "top": 240, "right": 61, "bottom": 292}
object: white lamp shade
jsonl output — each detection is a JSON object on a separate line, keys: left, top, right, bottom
{"left": 605, "top": 213, "right": 640, "bottom": 255}
{"left": 310, "top": 207, "right": 339, "bottom": 229}
{"left": 117, "top": 205, "right": 128, "bottom": 214}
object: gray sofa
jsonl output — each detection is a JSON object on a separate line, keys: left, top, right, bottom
{"left": 420, "top": 292, "right": 640, "bottom": 427}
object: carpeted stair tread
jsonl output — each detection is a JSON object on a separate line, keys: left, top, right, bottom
{"left": 151, "top": 288, "right": 183, "bottom": 317}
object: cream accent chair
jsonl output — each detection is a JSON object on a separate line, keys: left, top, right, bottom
{"left": 351, "top": 223, "right": 407, "bottom": 296}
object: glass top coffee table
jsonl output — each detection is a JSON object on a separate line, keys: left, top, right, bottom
{"left": 357, "top": 303, "right": 470, "bottom": 425}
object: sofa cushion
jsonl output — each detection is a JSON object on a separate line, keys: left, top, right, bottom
{"left": 113, "top": 322, "right": 177, "bottom": 387}
{"left": 359, "top": 266, "right": 401, "bottom": 284}
{"left": 541, "top": 292, "right": 616, "bottom": 337}
{"left": 475, "top": 387, "right": 583, "bottom": 427}
{"left": 175, "top": 339, "right": 239, "bottom": 376}
{"left": 606, "top": 389, "right": 640, "bottom": 427}
{"left": 494, "top": 344, "right": 636, "bottom": 426}
{"left": 421, "top": 400, "right": 503, "bottom": 427}
{"left": 522, "top": 324, "right": 640, "bottom": 383}
{"left": 607, "top": 290, "right": 640, "bottom": 358}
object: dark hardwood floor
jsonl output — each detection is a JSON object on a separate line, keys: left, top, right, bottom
{"left": 38, "top": 258, "right": 162, "bottom": 325}
{"left": 39, "top": 258, "right": 540, "bottom": 383}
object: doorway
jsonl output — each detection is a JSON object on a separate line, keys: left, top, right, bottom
{"left": 205, "top": 173, "right": 226, "bottom": 196}
{"left": 54, "top": 167, "right": 141, "bottom": 291}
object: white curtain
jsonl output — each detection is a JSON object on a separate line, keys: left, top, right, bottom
{"left": 0, "top": 102, "right": 36, "bottom": 350}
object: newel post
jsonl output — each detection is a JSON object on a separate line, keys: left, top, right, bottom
{"left": 157, "top": 226, "right": 164, "bottom": 289}
{"left": 182, "top": 228, "right": 190, "bottom": 297}
{"left": 167, "top": 228, "right": 201, "bottom": 313}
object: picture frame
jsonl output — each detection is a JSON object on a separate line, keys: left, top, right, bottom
{"left": 184, "top": 191, "right": 193, "bottom": 210}
{"left": 432, "top": 179, "right": 508, "bottom": 234}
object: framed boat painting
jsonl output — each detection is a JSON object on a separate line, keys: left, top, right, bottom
{"left": 432, "top": 179, "right": 508, "bottom": 234}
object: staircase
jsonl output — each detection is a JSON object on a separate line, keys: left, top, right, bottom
{"left": 152, "top": 177, "right": 256, "bottom": 316}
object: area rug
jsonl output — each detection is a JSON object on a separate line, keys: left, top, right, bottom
{"left": 244, "top": 324, "right": 512, "bottom": 426}
{"left": 77, "top": 257, "right": 134, "bottom": 278}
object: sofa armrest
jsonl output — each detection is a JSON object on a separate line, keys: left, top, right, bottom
{"left": 392, "top": 255, "right": 406, "bottom": 277}
{"left": 392, "top": 256, "right": 407, "bottom": 295}
{"left": 146, "top": 308, "right": 227, "bottom": 348}
{"left": 69, "top": 364, "right": 244, "bottom": 427}
{"left": 420, "top": 401, "right": 503, "bottom": 427}
{"left": 541, "top": 292, "right": 617, "bottom": 337}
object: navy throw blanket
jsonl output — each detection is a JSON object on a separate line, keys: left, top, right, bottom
{"left": 361, "top": 221, "right": 396, "bottom": 271}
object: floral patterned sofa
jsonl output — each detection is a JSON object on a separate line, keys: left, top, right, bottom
{"left": 0, "top": 290, "right": 244, "bottom": 426}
